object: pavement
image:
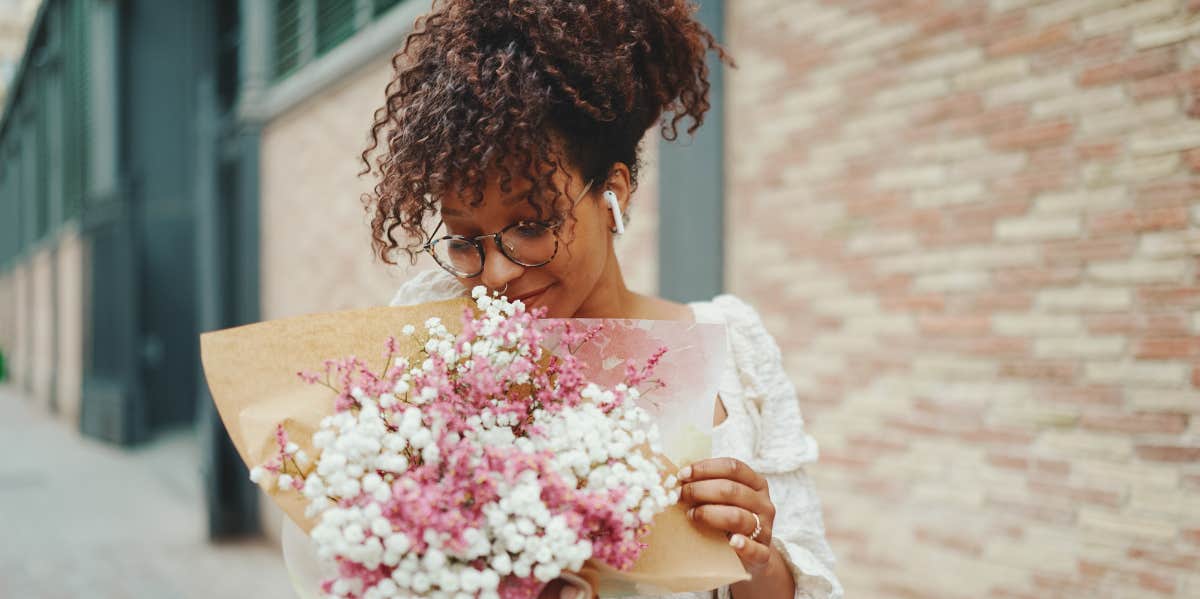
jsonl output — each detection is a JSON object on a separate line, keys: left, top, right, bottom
{"left": 0, "top": 384, "right": 296, "bottom": 599}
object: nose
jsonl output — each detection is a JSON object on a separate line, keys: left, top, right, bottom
{"left": 478, "top": 236, "right": 524, "bottom": 294}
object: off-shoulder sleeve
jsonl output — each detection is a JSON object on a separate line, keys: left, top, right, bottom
{"left": 388, "top": 268, "right": 467, "bottom": 307}
{"left": 709, "top": 295, "right": 843, "bottom": 599}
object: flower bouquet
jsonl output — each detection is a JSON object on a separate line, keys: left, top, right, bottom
{"left": 200, "top": 287, "right": 746, "bottom": 598}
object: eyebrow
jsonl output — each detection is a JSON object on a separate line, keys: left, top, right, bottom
{"left": 440, "top": 188, "right": 536, "bottom": 218}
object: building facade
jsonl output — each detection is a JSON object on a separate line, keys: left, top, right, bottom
{"left": 0, "top": 0, "right": 268, "bottom": 535}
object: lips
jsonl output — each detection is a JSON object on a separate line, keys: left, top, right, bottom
{"left": 512, "top": 285, "right": 550, "bottom": 303}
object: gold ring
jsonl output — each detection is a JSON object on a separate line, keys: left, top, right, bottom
{"left": 749, "top": 512, "right": 762, "bottom": 542}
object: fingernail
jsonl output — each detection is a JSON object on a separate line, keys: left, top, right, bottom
{"left": 560, "top": 587, "right": 581, "bottom": 599}
{"left": 678, "top": 466, "right": 692, "bottom": 481}
{"left": 730, "top": 534, "right": 746, "bottom": 550}
{"left": 687, "top": 507, "right": 696, "bottom": 520}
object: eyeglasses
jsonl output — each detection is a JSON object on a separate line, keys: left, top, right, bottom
{"left": 421, "top": 180, "right": 594, "bottom": 278}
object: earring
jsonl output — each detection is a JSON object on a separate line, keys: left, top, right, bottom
{"left": 604, "top": 190, "right": 625, "bottom": 235}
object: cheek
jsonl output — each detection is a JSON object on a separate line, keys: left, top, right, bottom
{"left": 549, "top": 220, "right": 607, "bottom": 284}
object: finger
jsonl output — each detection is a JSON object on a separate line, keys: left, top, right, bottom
{"left": 680, "top": 457, "right": 767, "bottom": 491}
{"left": 558, "top": 571, "right": 595, "bottom": 599}
{"left": 537, "top": 577, "right": 592, "bottom": 599}
{"left": 680, "top": 479, "right": 765, "bottom": 512}
{"left": 688, "top": 504, "right": 770, "bottom": 541}
{"left": 729, "top": 534, "right": 773, "bottom": 575}
{"left": 536, "top": 579, "right": 569, "bottom": 599}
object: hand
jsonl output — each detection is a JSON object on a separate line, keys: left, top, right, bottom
{"left": 679, "top": 457, "right": 777, "bottom": 576}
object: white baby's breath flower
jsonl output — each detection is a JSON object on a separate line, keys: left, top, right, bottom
{"left": 302, "top": 475, "right": 325, "bottom": 498}
{"left": 410, "top": 572, "right": 431, "bottom": 594}
{"left": 249, "top": 466, "right": 266, "bottom": 484}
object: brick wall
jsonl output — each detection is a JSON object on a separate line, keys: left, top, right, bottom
{"left": 260, "top": 55, "right": 411, "bottom": 321}
{"left": 727, "top": 1, "right": 1199, "bottom": 597}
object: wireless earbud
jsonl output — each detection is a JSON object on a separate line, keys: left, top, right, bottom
{"left": 604, "top": 190, "right": 625, "bottom": 235}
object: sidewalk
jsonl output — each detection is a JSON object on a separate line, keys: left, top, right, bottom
{"left": 0, "top": 384, "right": 296, "bottom": 599}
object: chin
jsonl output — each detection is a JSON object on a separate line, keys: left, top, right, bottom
{"left": 513, "top": 285, "right": 555, "bottom": 316}
{"left": 535, "top": 292, "right": 577, "bottom": 319}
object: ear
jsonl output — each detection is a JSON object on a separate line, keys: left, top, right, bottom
{"left": 603, "top": 163, "right": 634, "bottom": 213}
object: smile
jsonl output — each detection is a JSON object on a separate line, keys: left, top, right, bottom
{"left": 513, "top": 285, "right": 550, "bottom": 303}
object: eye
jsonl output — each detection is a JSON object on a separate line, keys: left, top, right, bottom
{"left": 511, "top": 222, "right": 552, "bottom": 239}
{"left": 445, "top": 238, "right": 477, "bottom": 256}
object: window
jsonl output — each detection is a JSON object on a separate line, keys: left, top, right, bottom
{"left": 373, "top": 0, "right": 402, "bottom": 16}
{"left": 0, "top": 164, "right": 13, "bottom": 266}
{"left": 273, "top": 0, "right": 302, "bottom": 79}
{"left": 62, "top": 0, "right": 90, "bottom": 221}
{"left": 272, "top": 0, "right": 409, "bottom": 81}
{"left": 315, "top": 0, "right": 356, "bottom": 55}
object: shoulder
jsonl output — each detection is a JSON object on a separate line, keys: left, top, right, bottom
{"left": 388, "top": 268, "right": 468, "bottom": 307}
{"left": 696, "top": 294, "right": 819, "bottom": 472}
{"left": 691, "top": 293, "right": 790, "bottom": 399}
{"left": 690, "top": 294, "right": 780, "bottom": 355}
{"left": 631, "top": 293, "right": 694, "bottom": 321}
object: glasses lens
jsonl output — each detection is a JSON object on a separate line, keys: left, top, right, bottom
{"left": 501, "top": 222, "right": 557, "bottom": 266}
{"left": 432, "top": 238, "right": 482, "bottom": 276}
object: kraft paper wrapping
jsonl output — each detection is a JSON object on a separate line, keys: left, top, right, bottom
{"left": 199, "top": 298, "right": 748, "bottom": 596}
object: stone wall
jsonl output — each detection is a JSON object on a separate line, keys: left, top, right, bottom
{"left": 29, "top": 246, "right": 54, "bottom": 410}
{"left": 55, "top": 227, "right": 83, "bottom": 425}
{"left": 1, "top": 229, "right": 84, "bottom": 425}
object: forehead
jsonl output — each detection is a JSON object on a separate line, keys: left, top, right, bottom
{"left": 439, "top": 183, "right": 537, "bottom": 217}
{"left": 439, "top": 172, "right": 574, "bottom": 220}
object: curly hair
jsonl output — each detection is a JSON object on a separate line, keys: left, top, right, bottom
{"left": 360, "top": 0, "right": 731, "bottom": 264}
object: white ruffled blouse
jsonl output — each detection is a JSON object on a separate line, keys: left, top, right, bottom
{"left": 388, "top": 269, "right": 843, "bottom": 599}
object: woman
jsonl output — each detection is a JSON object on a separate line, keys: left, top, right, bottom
{"left": 366, "top": 2, "right": 841, "bottom": 598}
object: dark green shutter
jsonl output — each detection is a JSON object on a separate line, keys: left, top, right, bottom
{"left": 315, "top": 0, "right": 356, "bottom": 55}
{"left": 273, "top": 0, "right": 302, "bottom": 80}
{"left": 62, "top": 0, "right": 89, "bottom": 222}
{"left": 271, "top": 0, "right": 406, "bottom": 82}
{"left": 373, "top": 0, "right": 402, "bottom": 16}
{"left": 32, "top": 78, "right": 49, "bottom": 240}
